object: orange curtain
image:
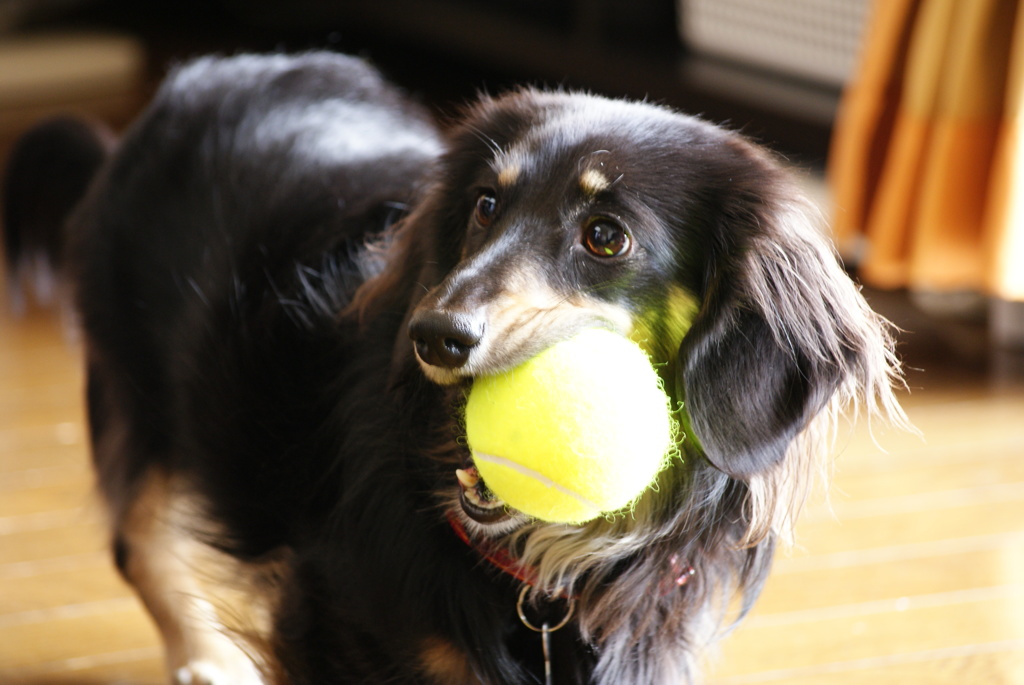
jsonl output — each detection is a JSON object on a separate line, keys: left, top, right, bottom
{"left": 830, "top": 0, "right": 1024, "bottom": 300}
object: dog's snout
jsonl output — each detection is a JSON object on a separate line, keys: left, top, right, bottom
{"left": 409, "top": 311, "right": 484, "bottom": 369}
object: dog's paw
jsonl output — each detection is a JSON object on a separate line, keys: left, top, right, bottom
{"left": 173, "top": 660, "right": 263, "bottom": 685}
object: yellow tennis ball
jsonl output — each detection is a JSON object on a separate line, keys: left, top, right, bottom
{"left": 464, "top": 328, "right": 676, "bottom": 524}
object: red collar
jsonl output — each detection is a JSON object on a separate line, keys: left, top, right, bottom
{"left": 447, "top": 511, "right": 695, "bottom": 595}
{"left": 447, "top": 510, "right": 540, "bottom": 587}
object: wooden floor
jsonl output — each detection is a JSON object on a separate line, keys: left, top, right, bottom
{"left": 3, "top": 298, "right": 1024, "bottom": 684}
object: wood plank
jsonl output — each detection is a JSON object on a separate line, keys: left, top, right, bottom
{"left": 0, "top": 522, "right": 108, "bottom": 566}
{"left": 0, "top": 481, "right": 100, "bottom": 519}
{"left": 712, "top": 589, "right": 1024, "bottom": 677}
{"left": 0, "top": 462, "right": 90, "bottom": 493}
{"left": 710, "top": 641, "right": 1024, "bottom": 684}
{"left": 5, "top": 649, "right": 165, "bottom": 685}
{"left": 832, "top": 439, "right": 1024, "bottom": 495}
{"left": 0, "top": 604, "right": 161, "bottom": 671}
{"left": 0, "top": 423, "right": 86, "bottom": 459}
{"left": 792, "top": 496, "right": 1024, "bottom": 556}
{"left": 757, "top": 541, "right": 1024, "bottom": 615}
{"left": 0, "top": 558, "right": 131, "bottom": 614}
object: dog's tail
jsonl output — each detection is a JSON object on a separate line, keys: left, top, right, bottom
{"left": 2, "top": 116, "right": 114, "bottom": 311}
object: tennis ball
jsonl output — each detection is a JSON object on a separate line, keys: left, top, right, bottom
{"left": 464, "top": 328, "right": 676, "bottom": 524}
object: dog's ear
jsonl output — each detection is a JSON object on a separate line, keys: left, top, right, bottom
{"left": 675, "top": 172, "right": 897, "bottom": 480}
{"left": 677, "top": 291, "right": 841, "bottom": 480}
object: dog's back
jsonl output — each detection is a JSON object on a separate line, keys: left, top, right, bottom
{"left": 4, "top": 52, "right": 444, "bottom": 683}
{"left": 73, "top": 53, "right": 439, "bottom": 535}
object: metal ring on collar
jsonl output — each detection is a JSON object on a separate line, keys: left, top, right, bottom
{"left": 516, "top": 585, "right": 575, "bottom": 633}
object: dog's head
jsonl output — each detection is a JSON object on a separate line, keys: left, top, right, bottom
{"left": 397, "top": 88, "right": 900, "bottom": 487}
{"left": 353, "top": 87, "right": 906, "bottom": 682}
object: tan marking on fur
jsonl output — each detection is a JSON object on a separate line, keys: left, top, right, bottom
{"left": 116, "top": 469, "right": 283, "bottom": 684}
{"left": 418, "top": 637, "right": 481, "bottom": 684}
{"left": 483, "top": 283, "right": 635, "bottom": 364}
{"left": 580, "top": 168, "right": 611, "bottom": 195}
{"left": 414, "top": 261, "right": 634, "bottom": 385}
{"left": 497, "top": 163, "right": 521, "bottom": 187}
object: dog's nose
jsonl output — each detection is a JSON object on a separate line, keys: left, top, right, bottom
{"left": 408, "top": 311, "right": 484, "bottom": 369}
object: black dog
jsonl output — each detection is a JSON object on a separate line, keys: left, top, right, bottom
{"left": 3, "top": 52, "right": 906, "bottom": 684}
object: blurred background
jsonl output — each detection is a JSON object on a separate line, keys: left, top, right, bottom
{"left": 3, "top": 1, "right": 1024, "bottom": 683}
{"left": 3, "top": 0, "right": 1018, "bottom": 376}
{"left": 0, "top": 0, "right": 848, "bottom": 159}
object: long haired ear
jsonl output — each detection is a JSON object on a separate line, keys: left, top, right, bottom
{"left": 677, "top": 173, "right": 905, "bottom": 481}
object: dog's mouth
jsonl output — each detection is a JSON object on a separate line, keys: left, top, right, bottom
{"left": 455, "top": 465, "right": 512, "bottom": 524}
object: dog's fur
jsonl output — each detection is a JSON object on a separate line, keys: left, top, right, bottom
{"left": 3, "top": 52, "right": 907, "bottom": 684}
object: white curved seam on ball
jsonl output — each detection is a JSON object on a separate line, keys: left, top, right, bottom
{"left": 472, "top": 452, "right": 602, "bottom": 515}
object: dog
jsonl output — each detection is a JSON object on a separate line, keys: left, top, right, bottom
{"left": 3, "top": 52, "right": 907, "bottom": 684}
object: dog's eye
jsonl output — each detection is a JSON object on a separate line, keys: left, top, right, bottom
{"left": 474, "top": 192, "right": 498, "bottom": 227}
{"left": 583, "top": 218, "right": 631, "bottom": 258}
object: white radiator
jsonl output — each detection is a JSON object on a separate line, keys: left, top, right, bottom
{"left": 678, "top": 0, "right": 871, "bottom": 87}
